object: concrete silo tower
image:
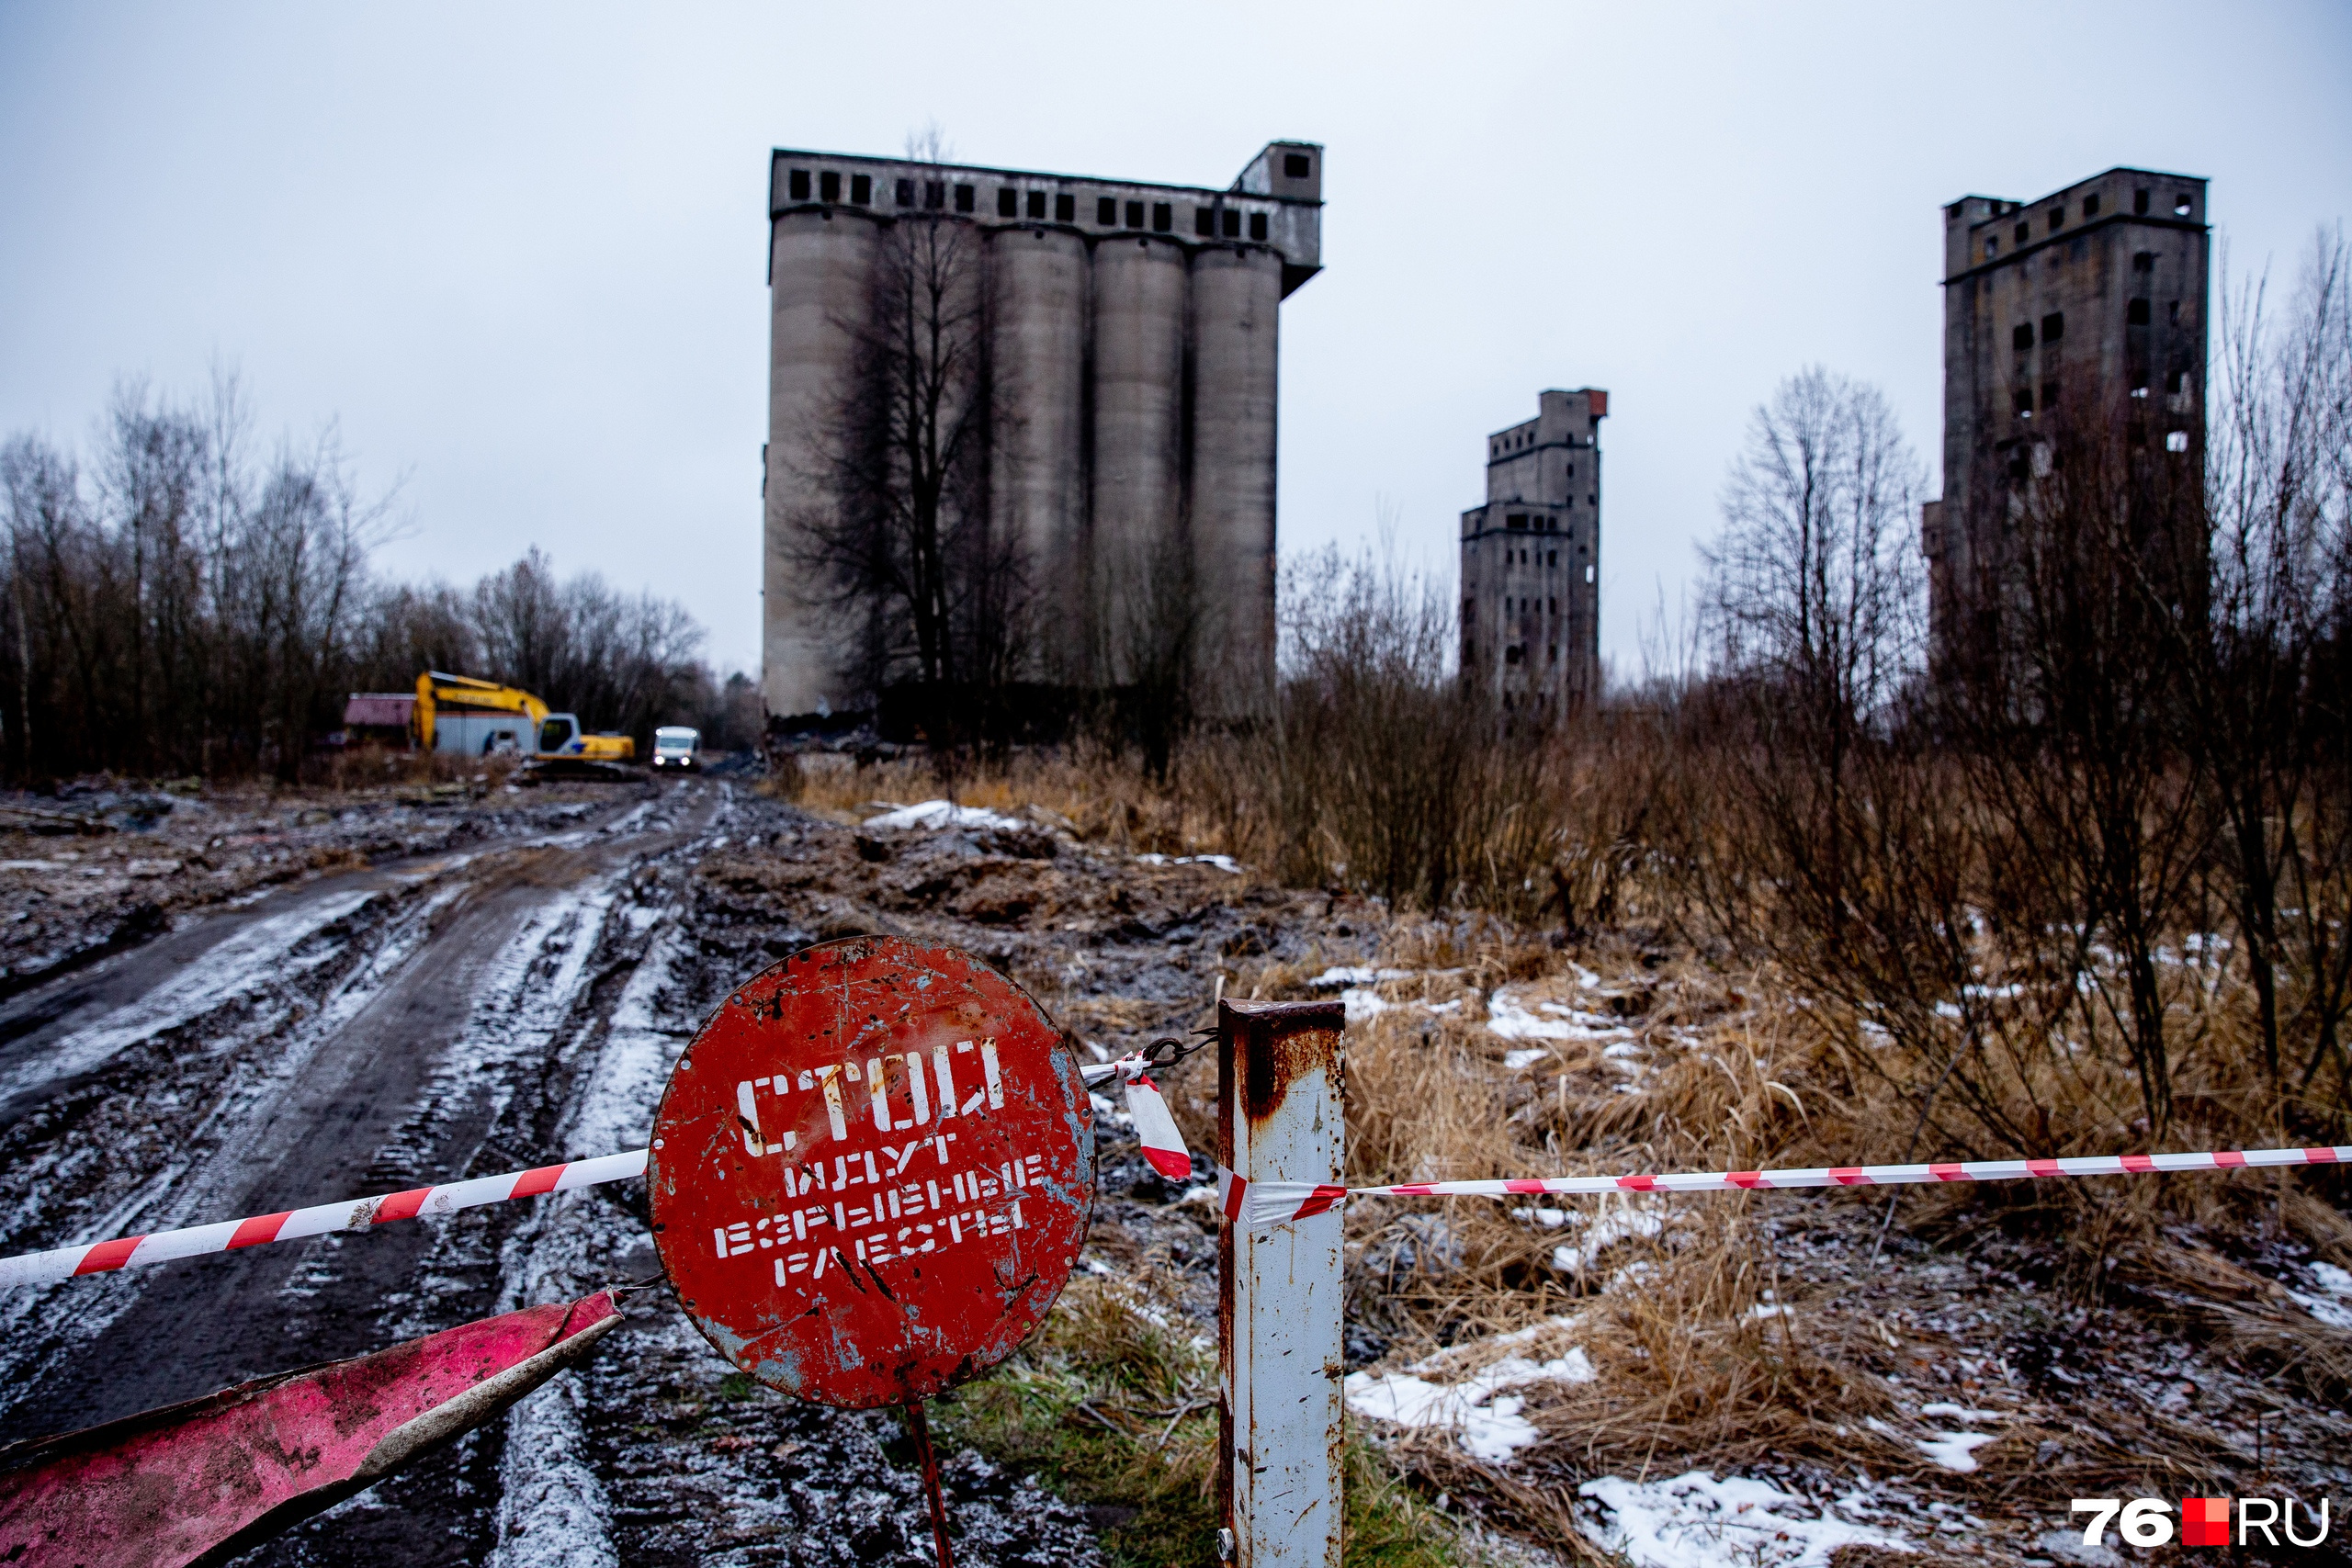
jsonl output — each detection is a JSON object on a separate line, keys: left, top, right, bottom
{"left": 762, "top": 141, "right": 1324, "bottom": 727}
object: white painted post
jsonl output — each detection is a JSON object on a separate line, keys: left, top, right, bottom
{"left": 1217, "top": 999, "right": 1345, "bottom": 1567}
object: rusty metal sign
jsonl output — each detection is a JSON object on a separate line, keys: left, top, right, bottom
{"left": 649, "top": 936, "right": 1093, "bottom": 1408}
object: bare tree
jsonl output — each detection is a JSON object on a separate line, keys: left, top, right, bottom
{"left": 789, "top": 131, "right": 1030, "bottom": 738}
{"left": 1, "top": 370, "right": 741, "bottom": 780}
{"left": 2197, "top": 231, "right": 2352, "bottom": 1111}
{"left": 1700, "top": 368, "right": 1928, "bottom": 956}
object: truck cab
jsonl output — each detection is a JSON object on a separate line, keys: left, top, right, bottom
{"left": 650, "top": 727, "right": 700, "bottom": 772}
{"left": 536, "top": 716, "right": 636, "bottom": 762}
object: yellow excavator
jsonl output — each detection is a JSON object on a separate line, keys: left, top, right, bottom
{"left": 413, "top": 672, "right": 637, "bottom": 761}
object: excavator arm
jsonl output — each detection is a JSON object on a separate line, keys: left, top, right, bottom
{"left": 414, "top": 673, "right": 549, "bottom": 755}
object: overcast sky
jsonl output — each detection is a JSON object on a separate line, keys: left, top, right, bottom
{"left": 4, "top": 2, "right": 2347, "bottom": 682}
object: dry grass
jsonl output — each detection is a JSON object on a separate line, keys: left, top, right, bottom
{"left": 771, "top": 742, "right": 1245, "bottom": 858}
{"left": 1309, "top": 908, "right": 2352, "bottom": 1540}
{"left": 762, "top": 717, "right": 2352, "bottom": 1551}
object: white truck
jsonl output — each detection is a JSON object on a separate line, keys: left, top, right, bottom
{"left": 650, "top": 727, "right": 701, "bottom": 773}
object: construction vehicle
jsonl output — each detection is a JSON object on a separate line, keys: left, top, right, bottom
{"left": 412, "top": 673, "right": 637, "bottom": 761}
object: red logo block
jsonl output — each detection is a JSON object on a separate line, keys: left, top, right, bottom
{"left": 2181, "top": 1497, "right": 2231, "bottom": 1547}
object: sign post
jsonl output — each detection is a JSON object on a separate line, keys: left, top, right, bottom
{"left": 649, "top": 936, "right": 1094, "bottom": 1566}
{"left": 1217, "top": 999, "right": 1346, "bottom": 1567}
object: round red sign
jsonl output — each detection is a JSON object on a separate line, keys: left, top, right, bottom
{"left": 648, "top": 936, "right": 1094, "bottom": 1407}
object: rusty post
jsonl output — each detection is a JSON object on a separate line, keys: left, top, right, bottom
{"left": 902, "top": 1400, "right": 955, "bottom": 1568}
{"left": 1217, "top": 999, "right": 1345, "bottom": 1567}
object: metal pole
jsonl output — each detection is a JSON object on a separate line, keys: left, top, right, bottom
{"left": 1216, "top": 998, "right": 1345, "bottom": 1567}
{"left": 902, "top": 1400, "right": 955, "bottom": 1568}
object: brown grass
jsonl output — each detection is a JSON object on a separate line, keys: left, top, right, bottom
{"left": 762, "top": 716, "right": 2352, "bottom": 1543}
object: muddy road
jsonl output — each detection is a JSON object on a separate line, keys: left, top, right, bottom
{"left": 0, "top": 778, "right": 1323, "bottom": 1566}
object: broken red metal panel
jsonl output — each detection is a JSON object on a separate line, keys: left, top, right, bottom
{"left": 649, "top": 935, "right": 1092, "bottom": 1408}
{"left": 0, "top": 1291, "right": 620, "bottom": 1568}
{"left": 1217, "top": 999, "right": 1345, "bottom": 1568}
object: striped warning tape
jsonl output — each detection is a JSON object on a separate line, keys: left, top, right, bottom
{"left": 1221, "top": 1144, "right": 2352, "bottom": 1228}
{"left": 0, "top": 1151, "right": 647, "bottom": 1290}
{"left": 1081, "top": 1054, "right": 1193, "bottom": 1180}
{"left": 0, "top": 1059, "right": 1191, "bottom": 1291}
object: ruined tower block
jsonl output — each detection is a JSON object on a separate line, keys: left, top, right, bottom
{"left": 1928, "top": 168, "right": 2209, "bottom": 671}
{"left": 762, "top": 141, "right": 1324, "bottom": 723}
{"left": 1458, "top": 389, "right": 1606, "bottom": 716}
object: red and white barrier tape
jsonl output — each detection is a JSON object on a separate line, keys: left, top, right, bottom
{"left": 1082, "top": 1054, "right": 1193, "bottom": 1180}
{"left": 1222, "top": 1144, "right": 2352, "bottom": 1228}
{"left": 1, "top": 1060, "right": 1191, "bottom": 1291}
{"left": 0, "top": 1151, "right": 647, "bottom": 1290}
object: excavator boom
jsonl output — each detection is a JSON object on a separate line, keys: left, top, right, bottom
{"left": 414, "top": 672, "right": 549, "bottom": 757}
{"left": 412, "top": 673, "right": 635, "bottom": 762}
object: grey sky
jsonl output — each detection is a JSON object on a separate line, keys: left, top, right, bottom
{"left": 4, "top": 2, "right": 2346, "bottom": 682}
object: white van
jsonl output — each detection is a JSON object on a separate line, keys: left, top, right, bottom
{"left": 650, "top": 727, "right": 701, "bottom": 773}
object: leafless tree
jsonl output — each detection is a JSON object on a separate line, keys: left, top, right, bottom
{"left": 1698, "top": 368, "right": 1928, "bottom": 957}
{"left": 2196, "top": 231, "right": 2352, "bottom": 1111}
{"left": 791, "top": 131, "right": 1029, "bottom": 733}
{"left": 0, "top": 375, "right": 729, "bottom": 778}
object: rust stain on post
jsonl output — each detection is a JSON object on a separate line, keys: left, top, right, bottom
{"left": 1217, "top": 998, "right": 1344, "bottom": 1568}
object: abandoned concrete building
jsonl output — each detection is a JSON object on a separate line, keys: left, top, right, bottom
{"left": 762, "top": 141, "right": 1324, "bottom": 723}
{"left": 1924, "top": 167, "right": 2210, "bottom": 669}
{"left": 1458, "top": 389, "right": 1607, "bottom": 716}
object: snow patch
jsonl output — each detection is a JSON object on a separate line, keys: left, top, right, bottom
{"left": 1917, "top": 1429, "right": 1997, "bottom": 1472}
{"left": 2288, "top": 1260, "right": 2352, "bottom": 1328}
{"left": 1578, "top": 1471, "right": 1909, "bottom": 1568}
{"left": 1551, "top": 1196, "right": 1664, "bottom": 1272}
{"left": 1339, "top": 988, "right": 1459, "bottom": 1025}
{"left": 1487, "top": 987, "right": 1632, "bottom": 1042}
{"left": 864, "top": 799, "right": 1024, "bottom": 832}
{"left": 487, "top": 1369, "right": 618, "bottom": 1568}
{"left": 1311, "top": 965, "right": 1416, "bottom": 987}
{"left": 1344, "top": 1319, "right": 1595, "bottom": 1464}
{"left": 1917, "top": 1401, "right": 2004, "bottom": 1423}
{"left": 1134, "top": 852, "right": 1244, "bottom": 874}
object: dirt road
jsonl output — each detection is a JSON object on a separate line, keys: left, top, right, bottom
{"left": 0, "top": 777, "right": 1305, "bottom": 1566}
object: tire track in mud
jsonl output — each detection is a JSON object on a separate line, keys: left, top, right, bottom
{"left": 0, "top": 784, "right": 721, "bottom": 1459}
{"left": 0, "top": 871, "right": 463, "bottom": 1407}
{"left": 468, "top": 797, "right": 1107, "bottom": 1568}
{"left": 0, "top": 780, "right": 1208, "bottom": 1565}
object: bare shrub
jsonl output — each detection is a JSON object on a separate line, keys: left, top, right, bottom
{"left": 1247, "top": 543, "right": 1565, "bottom": 916}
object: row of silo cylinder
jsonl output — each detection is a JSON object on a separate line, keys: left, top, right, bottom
{"left": 764, "top": 207, "right": 1280, "bottom": 720}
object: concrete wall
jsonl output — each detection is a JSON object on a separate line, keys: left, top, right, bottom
{"left": 764, "top": 209, "right": 878, "bottom": 718}
{"left": 1186, "top": 246, "right": 1283, "bottom": 712}
{"left": 762, "top": 142, "right": 1323, "bottom": 722}
{"left": 988, "top": 226, "right": 1091, "bottom": 682}
{"left": 1090, "top": 234, "right": 1191, "bottom": 681}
